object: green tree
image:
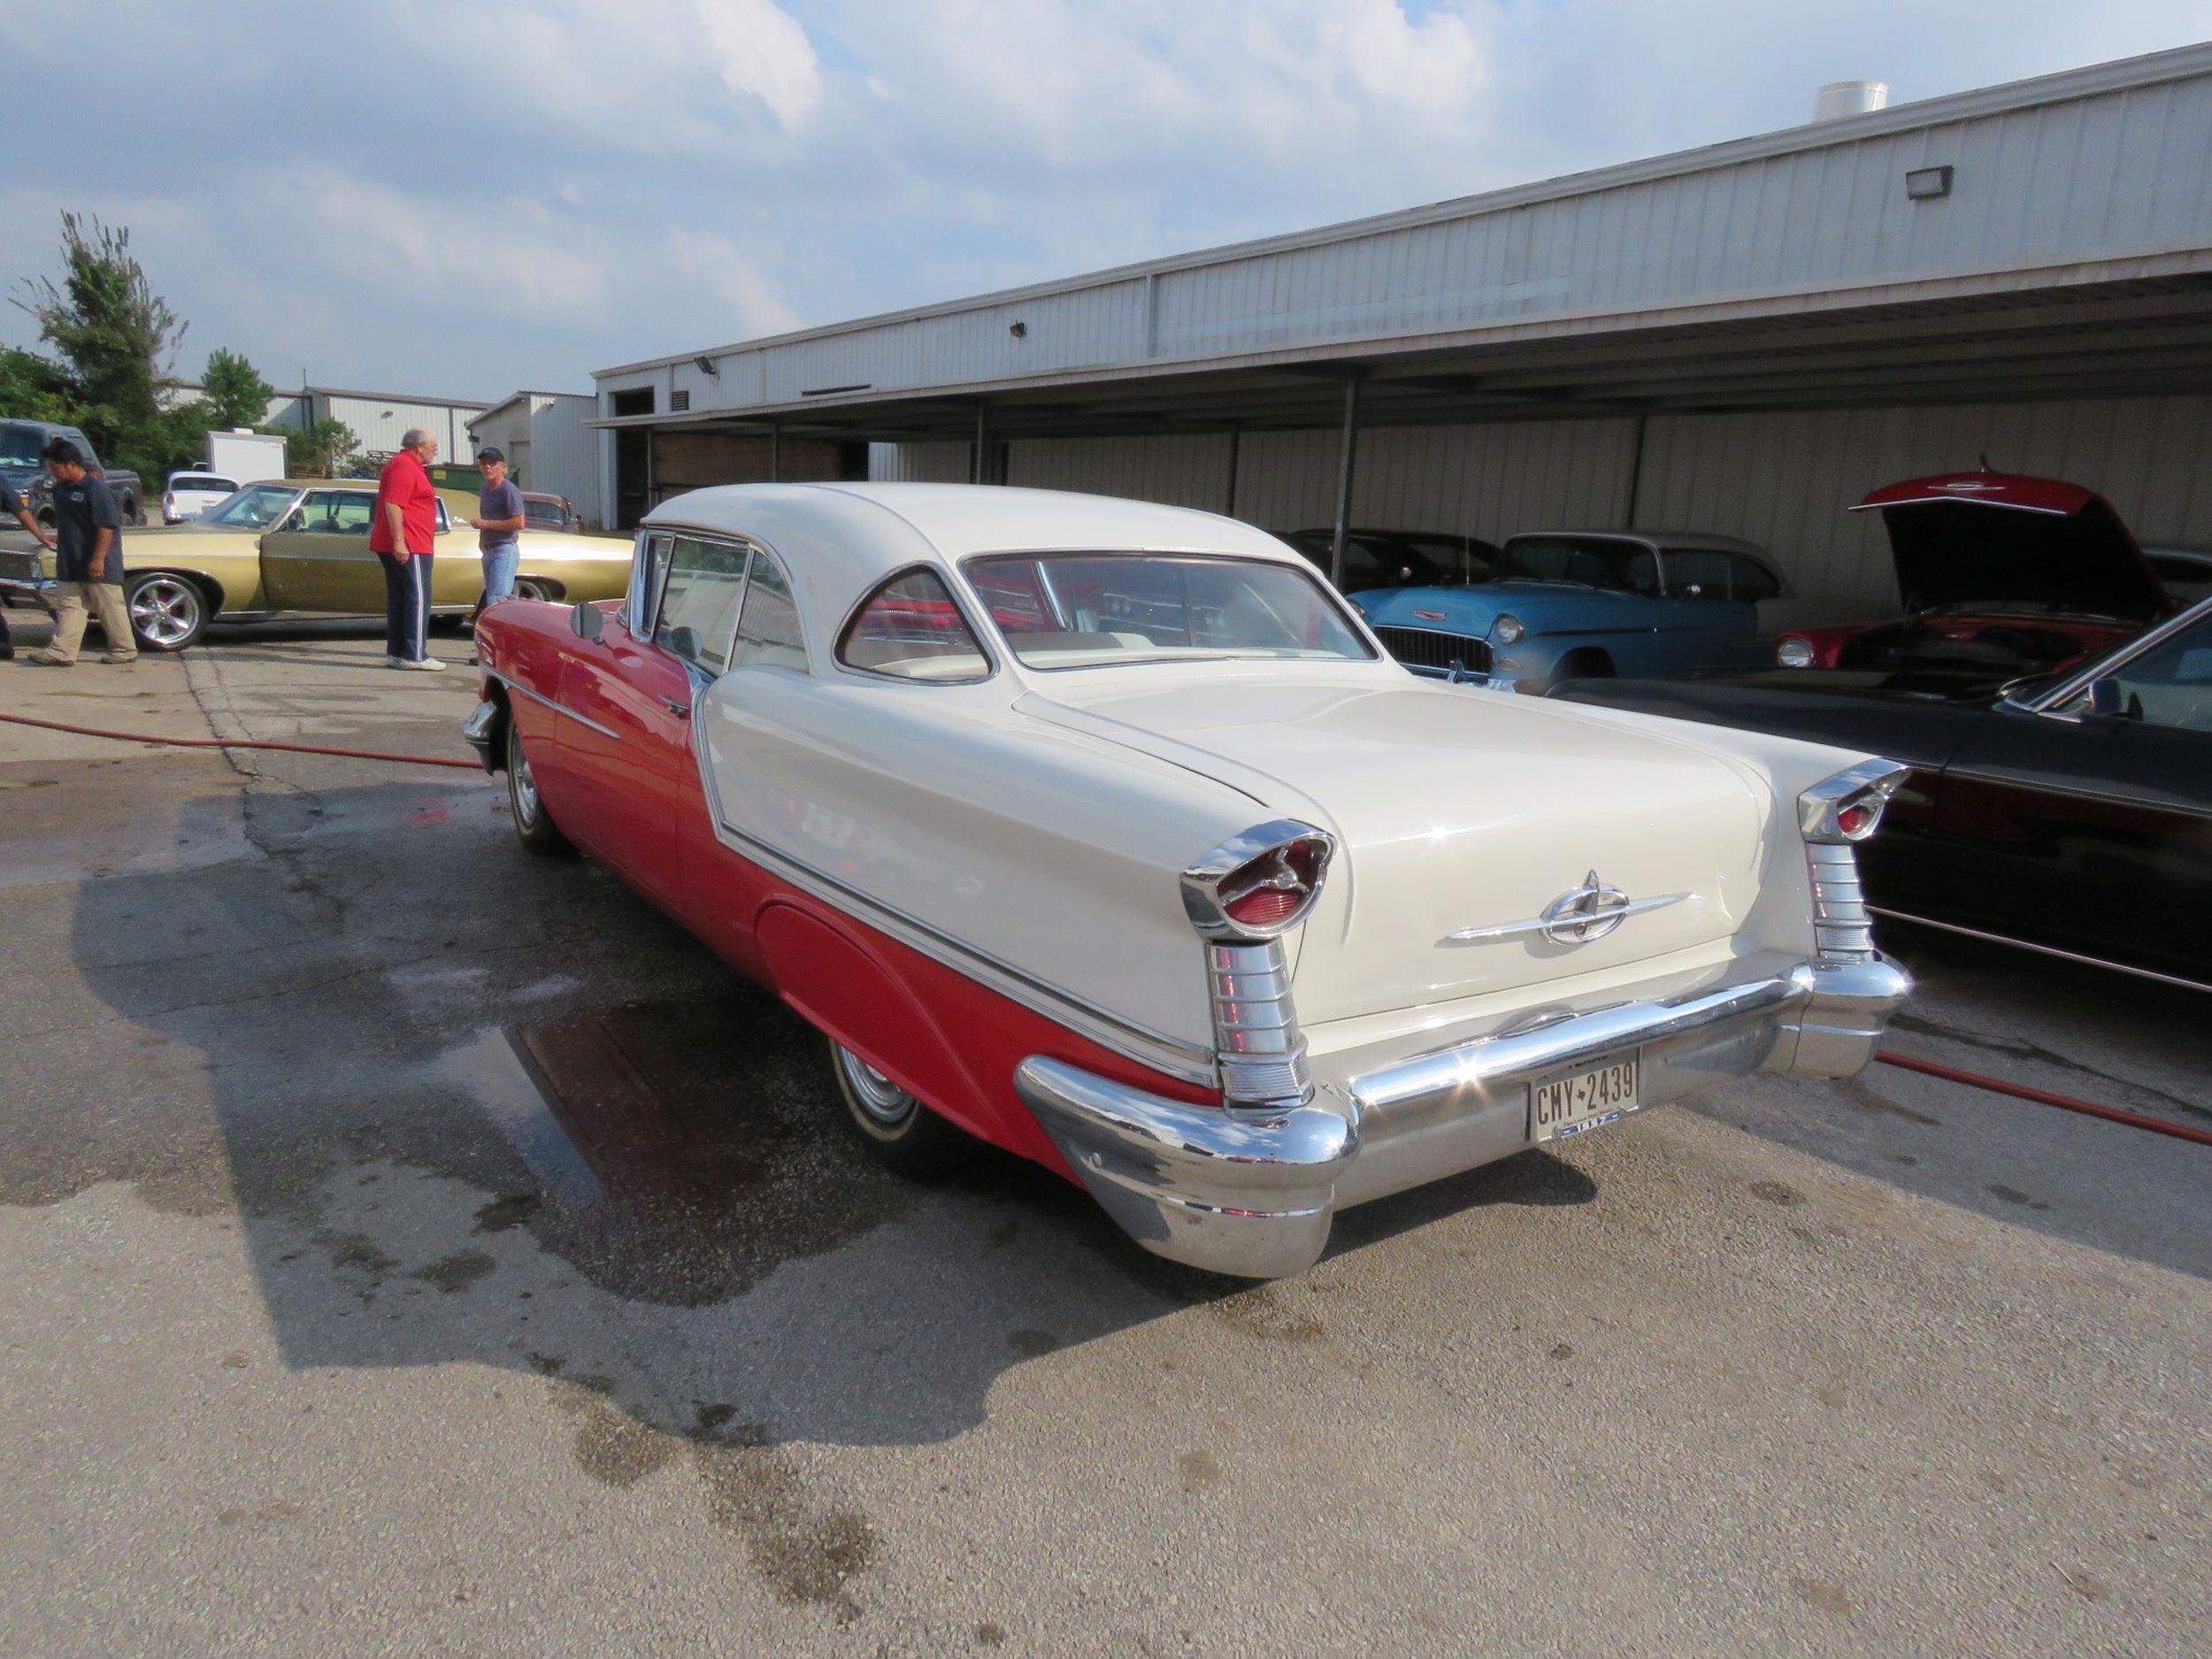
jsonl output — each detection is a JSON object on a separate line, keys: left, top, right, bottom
{"left": 0, "top": 344, "right": 73, "bottom": 421}
{"left": 12, "top": 211, "right": 185, "bottom": 484}
{"left": 201, "top": 346, "right": 274, "bottom": 430}
{"left": 284, "top": 417, "right": 362, "bottom": 479}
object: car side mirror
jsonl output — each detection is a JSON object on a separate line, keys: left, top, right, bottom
{"left": 570, "top": 601, "right": 604, "bottom": 641}
{"left": 2085, "top": 676, "right": 2129, "bottom": 719}
{"left": 666, "top": 625, "right": 700, "bottom": 661}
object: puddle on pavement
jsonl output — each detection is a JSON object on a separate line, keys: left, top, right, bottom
{"left": 432, "top": 996, "right": 926, "bottom": 1303}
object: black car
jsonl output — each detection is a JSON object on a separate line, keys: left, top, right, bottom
{"left": 1550, "top": 596, "right": 2212, "bottom": 992}
{"left": 1279, "top": 526, "right": 1502, "bottom": 594}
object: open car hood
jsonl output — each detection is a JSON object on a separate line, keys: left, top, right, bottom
{"left": 1852, "top": 472, "right": 2169, "bottom": 623}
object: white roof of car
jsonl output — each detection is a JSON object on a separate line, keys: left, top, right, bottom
{"left": 643, "top": 482, "right": 1302, "bottom": 626}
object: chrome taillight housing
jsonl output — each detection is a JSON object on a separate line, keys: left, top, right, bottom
{"left": 1797, "top": 761, "right": 1909, "bottom": 963}
{"left": 1181, "top": 820, "right": 1335, "bottom": 1111}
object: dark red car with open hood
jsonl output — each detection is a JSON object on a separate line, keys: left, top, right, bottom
{"left": 1774, "top": 471, "right": 2172, "bottom": 679}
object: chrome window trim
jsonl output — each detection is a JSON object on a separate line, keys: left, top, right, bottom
{"left": 2017, "top": 593, "right": 2212, "bottom": 715}
{"left": 832, "top": 560, "right": 999, "bottom": 686}
{"left": 624, "top": 529, "right": 669, "bottom": 641}
{"left": 955, "top": 548, "right": 1379, "bottom": 671}
{"left": 486, "top": 668, "right": 621, "bottom": 741}
{"left": 684, "top": 710, "right": 1216, "bottom": 1087}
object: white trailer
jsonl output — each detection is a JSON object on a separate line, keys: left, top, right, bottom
{"left": 206, "top": 428, "right": 288, "bottom": 481}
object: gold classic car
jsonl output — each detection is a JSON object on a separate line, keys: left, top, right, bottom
{"left": 0, "top": 477, "right": 634, "bottom": 651}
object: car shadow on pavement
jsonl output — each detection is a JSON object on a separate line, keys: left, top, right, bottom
{"left": 57, "top": 776, "right": 1594, "bottom": 1456}
{"left": 1680, "top": 921, "right": 2212, "bottom": 1284}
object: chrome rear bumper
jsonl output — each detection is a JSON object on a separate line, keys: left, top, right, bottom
{"left": 1016, "top": 956, "right": 1907, "bottom": 1279}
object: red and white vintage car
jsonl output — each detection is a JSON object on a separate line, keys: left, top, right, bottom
{"left": 465, "top": 484, "right": 1909, "bottom": 1278}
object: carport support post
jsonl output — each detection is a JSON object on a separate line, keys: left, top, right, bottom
{"left": 1224, "top": 423, "right": 1242, "bottom": 518}
{"left": 769, "top": 421, "right": 781, "bottom": 483}
{"left": 1330, "top": 377, "right": 1363, "bottom": 588}
{"left": 972, "top": 403, "right": 989, "bottom": 485}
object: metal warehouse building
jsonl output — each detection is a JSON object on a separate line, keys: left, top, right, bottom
{"left": 265, "top": 385, "right": 489, "bottom": 465}
{"left": 592, "top": 42, "right": 2212, "bottom": 611}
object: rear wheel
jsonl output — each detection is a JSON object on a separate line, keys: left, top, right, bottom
{"left": 506, "top": 718, "right": 569, "bottom": 855}
{"left": 512, "top": 578, "right": 554, "bottom": 602}
{"left": 828, "top": 1040, "right": 966, "bottom": 1177}
{"left": 122, "top": 493, "right": 145, "bottom": 526}
{"left": 125, "top": 572, "right": 208, "bottom": 651}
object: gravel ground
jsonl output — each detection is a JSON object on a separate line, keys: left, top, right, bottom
{"left": 1, "top": 607, "right": 2206, "bottom": 1658}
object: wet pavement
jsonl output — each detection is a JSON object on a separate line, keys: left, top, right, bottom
{"left": 2, "top": 609, "right": 2208, "bottom": 1656}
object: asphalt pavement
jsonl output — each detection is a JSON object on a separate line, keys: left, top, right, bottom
{"left": 2, "top": 604, "right": 2207, "bottom": 1657}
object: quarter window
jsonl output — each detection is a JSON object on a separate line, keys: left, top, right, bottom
{"left": 730, "top": 549, "right": 806, "bottom": 672}
{"left": 657, "top": 535, "right": 750, "bottom": 673}
{"left": 1663, "top": 549, "right": 1735, "bottom": 601}
{"left": 839, "top": 569, "right": 990, "bottom": 681}
{"left": 1728, "top": 556, "right": 1782, "bottom": 603}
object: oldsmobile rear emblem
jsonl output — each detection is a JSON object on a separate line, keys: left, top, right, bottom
{"left": 1443, "top": 872, "right": 1689, "bottom": 948}
{"left": 1540, "top": 871, "right": 1633, "bottom": 945}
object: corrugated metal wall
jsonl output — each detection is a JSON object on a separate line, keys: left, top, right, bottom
{"left": 876, "top": 391, "right": 2212, "bottom": 607}
{"left": 318, "top": 395, "right": 482, "bottom": 460}
{"left": 611, "top": 50, "right": 2212, "bottom": 414}
{"left": 526, "top": 396, "right": 606, "bottom": 528}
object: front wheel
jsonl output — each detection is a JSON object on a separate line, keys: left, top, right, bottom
{"left": 506, "top": 718, "right": 570, "bottom": 855}
{"left": 125, "top": 572, "right": 208, "bottom": 651}
{"left": 122, "top": 493, "right": 145, "bottom": 526}
{"left": 828, "top": 1040, "right": 967, "bottom": 1177}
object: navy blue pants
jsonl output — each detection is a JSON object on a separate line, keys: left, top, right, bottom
{"left": 377, "top": 551, "right": 434, "bottom": 662}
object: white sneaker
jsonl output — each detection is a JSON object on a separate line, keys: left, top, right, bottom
{"left": 385, "top": 654, "right": 403, "bottom": 666}
{"left": 400, "top": 656, "right": 445, "bottom": 672}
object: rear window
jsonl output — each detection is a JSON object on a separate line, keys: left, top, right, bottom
{"left": 1500, "top": 536, "right": 1659, "bottom": 595}
{"left": 171, "top": 473, "right": 235, "bottom": 492}
{"left": 967, "top": 551, "right": 1373, "bottom": 670}
{"left": 524, "top": 497, "right": 570, "bottom": 529}
{"left": 840, "top": 569, "right": 989, "bottom": 681}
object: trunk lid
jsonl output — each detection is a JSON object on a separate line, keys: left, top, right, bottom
{"left": 1852, "top": 472, "right": 2170, "bottom": 623}
{"left": 1021, "top": 669, "right": 1772, "bottom": 1023}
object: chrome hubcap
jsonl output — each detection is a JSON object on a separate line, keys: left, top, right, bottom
{"left": 834, "top": 1044, "right": 916, "bottom": 1126}
{"left": 511, "top": 741, "right": 538, "bottom": 826}
{"left": 128, "top": 579, "right": 199, "bottom": 646}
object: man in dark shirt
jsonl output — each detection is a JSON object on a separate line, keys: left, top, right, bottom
{"left": 28, "top": 439, "right": 136, "bottom": 666}
{"left": 469, "top": 445, "right": 526, "bottom": 624}
{"left": 0, "top": 473, "right": 58, "bottom": 660}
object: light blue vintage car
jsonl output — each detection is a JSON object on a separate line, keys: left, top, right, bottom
{"left": 1352, "top": 529, "right": 1792, "bottom": 692}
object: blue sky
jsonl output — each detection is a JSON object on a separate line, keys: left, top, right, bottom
{"left": 4, "top": 1, "right": 2207, "bottom": 400}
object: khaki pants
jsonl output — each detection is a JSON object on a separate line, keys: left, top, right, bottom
{"left": 45, "top": 580, "right": 136, "bottom": 664}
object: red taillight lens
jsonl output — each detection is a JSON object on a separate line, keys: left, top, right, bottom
{"left": 1225, "top": 887, "right": 1302, "bottom": 926}
{"left": 1837, "top": 803, "right": 1874, "bottom": 837}
{"left": 1218, "top": 838, "right": 1323, "bottom": 929}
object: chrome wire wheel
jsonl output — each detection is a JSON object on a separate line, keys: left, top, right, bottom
{"left": 833, "top": 1043, "right": 918, "bottom": 1127}
{"left": 127, "top": 575, "right": 204, "bottom": 650}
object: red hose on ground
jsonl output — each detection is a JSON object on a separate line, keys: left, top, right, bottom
{"left": 1876, "top": 1051, "right": 2212, "bottom": 1148}
{"left": 0, "top": 709, "right": 480, "bottom": 770}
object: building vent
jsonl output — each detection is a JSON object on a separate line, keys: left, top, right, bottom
{"left": 1812, "top": 81, "right": 1888, "bottom": 122}
{"left": 672, "top": 388, "right": 690, "bottom": 411}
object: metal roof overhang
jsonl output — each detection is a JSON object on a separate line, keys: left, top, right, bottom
{"left": 587, "top": 262, "right": 2212, "bottom": 446}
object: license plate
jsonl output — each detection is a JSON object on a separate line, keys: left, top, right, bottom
{"left": 1529, "top": 1053, "right": 1641, "bottom": 1142}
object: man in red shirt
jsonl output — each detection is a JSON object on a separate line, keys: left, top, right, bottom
{"left": 368, "top": 426, "right": 442, "bottom": 670}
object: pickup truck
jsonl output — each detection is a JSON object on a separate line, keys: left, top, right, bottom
{"left": 0, "top": 417, "right": 146, "bottom": 527}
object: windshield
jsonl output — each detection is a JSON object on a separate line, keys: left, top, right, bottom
{"left": 1498, "top": 535, "right": 1659, "bottom": 595}
{"left": 967, "top": 552, "right": 1375, "bottom": 669}
{"left": 171, "top": 474, "right": 235, "bottom": 492}
{"left": 203, "top": 484, "right": 302, "bottom": 528}
{"left": 0, "top": 423, "right": 44, "bottom": 471}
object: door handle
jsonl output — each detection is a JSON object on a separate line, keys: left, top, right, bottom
{"left": 661, "top": 697, "right": 691, "bottom": 718}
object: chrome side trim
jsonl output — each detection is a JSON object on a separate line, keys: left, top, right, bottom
{"left": 1446, "top": 889, "right": 1688, "bottom": 943}
{"left": 686, "top": 709, "right": 1218, "bottom": 1087}
{"left": 1867, "top": 905, "right": 2212, "bottom": 995}
{"left": 485, "top": 669, "right": 622, "bottom": 741}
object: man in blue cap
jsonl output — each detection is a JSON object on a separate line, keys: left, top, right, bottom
{"left": 469, "top": 446, "right": 526, "bottom": 624}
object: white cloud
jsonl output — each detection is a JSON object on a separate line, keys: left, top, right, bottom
{"left": 665, "top": 229, "right": 803, "bottom": 336}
